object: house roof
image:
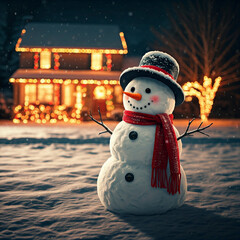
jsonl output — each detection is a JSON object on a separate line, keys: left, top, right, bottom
{"left": 11, "top": 69, "right": 121, "bottom": 80}
{"left": 18, "top": 23, "right": 126, "bottom": 51}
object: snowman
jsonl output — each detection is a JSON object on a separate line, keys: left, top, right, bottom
{"left": 90, "top": 51, "right": 211, "bottom": 215}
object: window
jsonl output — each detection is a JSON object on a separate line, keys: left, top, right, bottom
{"left": 63, "top": 84, "right": 74, "bottom": 107}
{"left": 25, "top": 84, "right": 37, "bottom": 104}
{"left": 40, "top": 49, "right": 51, "bottom": 69}
{"left": 93, "top": 86, "right": 106, "bottom": 99}
{"left": 91, "top": 53, "right": 102, "bottom": 70}
{"left": 38, "top": 84, "right": 53, "bottom": 104}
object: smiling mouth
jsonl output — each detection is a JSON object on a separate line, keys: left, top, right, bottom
{"left": 127, "top": 99, "right": 154, "bottom": 110}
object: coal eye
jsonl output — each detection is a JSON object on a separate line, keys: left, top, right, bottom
{"left": 130, "top": 87, "right": 135, "bottom": 92}
{"left": 145, "top": 88, "right": 151, "bottom": 94}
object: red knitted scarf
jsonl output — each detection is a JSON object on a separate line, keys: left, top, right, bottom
{"left": 123, "top": 110, "right": 181, "bottom": 195}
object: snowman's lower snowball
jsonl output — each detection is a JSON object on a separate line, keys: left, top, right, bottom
{"left": 97, "top": 157, "right": 187, "bottom": 215}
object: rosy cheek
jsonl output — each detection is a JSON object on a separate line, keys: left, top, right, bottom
{"left": 150, "top": 95, "right": 160, "bottom": 103}
{"left": 124, "top": 95, "right": 129, "bottom": 101}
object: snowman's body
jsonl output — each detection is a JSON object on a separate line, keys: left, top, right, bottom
{"left": 97, "top": 76, "right": 187, "bottom": 215}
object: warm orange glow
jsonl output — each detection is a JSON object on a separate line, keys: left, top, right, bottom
{"left": 16, "top": 47, "right": 128, "bottom": 54}
{"left": 119, "top": 32, "right": 128, "bottom": 52}
{"left": 93, "top": 86, "right": 106, "bottom": 99}
{"left": 91, "top": 53, "right": 102, "bottom": 70}
{"left": 40, "top": 49, "right": 51, "bottom": 69}
{"left": 21, "top": 29, "right": 26, "bottom": 35}
{"left": 183, "top": 76, "right": 222, "bottom": 121}
{"left": 53, "top": 53, "right": 60, "bottom": 70}
{"left": 34, "top": 53, "right": 39, "bottom": 69}
{"left": 63, "top": 84, "right": 73, "bottom": 106}
{"left": 106, "top": 86, "right": 114, "bottom": 117}
{"left": 13, "top": 104, "right": 82, "bottom": 124}
{"left": 9, "top": 78, "right": 119, "bottom": 85}
{"left": 25, "top": 84, "right": 37, "bottom": 105}
{"left": 105, "top": 54, "right": 112, "bottom": 71}
{"left": 74, "top": 86, "right": 83, "bottom": 120}
{"left": 38, "top": 84, "right": 54, "bottom": 104}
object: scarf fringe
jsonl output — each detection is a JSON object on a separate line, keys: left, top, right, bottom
{"left": 151, "top": 168, "right": 168, "bottom": 189}
{"left": 168, "top": 173, "right": 181, "bottom": 195}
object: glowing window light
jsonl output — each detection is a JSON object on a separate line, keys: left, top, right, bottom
{"left": 91, "top": 53, "right": 102, "bottom": 70}
{"left": 25, "top": 84, "right": 37, "bottom": 105}
{"left": 38, "top": 84, "right": 54, "bottom": 104}
{"left": 64, "top": 84, "right": 73, "bottom": 106}
{"left": 40, "top": 49, "right": 51, "bottom": 69}
{"left": 74, "top": 86, "right": 83, "bottom": 117}
{"left": 93, "top": 86, "right": 106, "bottom": 99}
{"left": 182, "top": 76, "right": 222, "bottom": 121}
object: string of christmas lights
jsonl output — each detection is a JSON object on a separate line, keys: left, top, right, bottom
{"left": 183, "top": 76, "right": 222, "bottom": 121}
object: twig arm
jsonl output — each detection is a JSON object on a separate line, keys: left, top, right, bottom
{"left": 89, "top": 107, "right": 112, "bottom": 135}
{"left": 177, "top": 119, "right": 213, "bottom": 140}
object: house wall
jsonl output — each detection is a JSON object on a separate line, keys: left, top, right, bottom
{"left": 58, "top": 53, "right": 90, "bottom": 70}
{"left": 111, "top": 55, "right": 123, "bottom": 71}
{"left": 20, "top": 53, "right": 34, "bottom": 68}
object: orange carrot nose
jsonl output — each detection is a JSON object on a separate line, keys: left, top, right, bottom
{"left": 124, "top": 91, "right": 142, "bottom": 101}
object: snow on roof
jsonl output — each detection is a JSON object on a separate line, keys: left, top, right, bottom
{"left": 19, "top": 23, "right": 124, "bottom": 49}
{"left": 11, "top": 69, "right": 121, "bottom": 80}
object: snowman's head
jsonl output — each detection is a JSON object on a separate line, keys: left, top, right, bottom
{"left": 123, "top": 77, "right": 175, "bottom": 115}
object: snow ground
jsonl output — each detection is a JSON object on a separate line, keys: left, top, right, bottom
{"left": 0, "top": 120, "right": 239, "bottom": 239}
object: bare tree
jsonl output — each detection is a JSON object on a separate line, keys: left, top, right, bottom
{"left": 152, "top": 0, "right": 240, "bottom": 91}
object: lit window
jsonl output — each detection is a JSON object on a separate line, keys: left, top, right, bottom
{"left": 63, "top": 84, "right": 73, "bottom": 107}
{"left": 40, "top": 49, "right": 51, "bottom": 69}
{"left": 91, "top": 53, "right": 102, "bottom": 70}
{"left": 93, "top": 86, "right": 106, "bottom": 99}
{"left": 25, "top": 84, "right": 36, "bottom": 104}
{"left": 38, "top": 84, "right": 53, "bottom": 104}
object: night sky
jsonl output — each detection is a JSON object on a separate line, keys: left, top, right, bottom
{"left": 3, "top": 0, "right": 177, "bottom": 56}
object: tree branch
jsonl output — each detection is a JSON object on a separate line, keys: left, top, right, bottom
{"left": 89, "top": 107, "right": 112, "bottom": 135}
{"left": 177, "top": 118, "right": 213, "bottom": 140}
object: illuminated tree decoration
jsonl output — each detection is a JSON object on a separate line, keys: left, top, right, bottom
{"left": 183, "top": 76, "right": 222, "bottom": 121}
{"left": 152, "top": 1, "right": 239, "bottom": 120}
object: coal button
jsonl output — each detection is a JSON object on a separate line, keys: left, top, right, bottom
{"left": 129, "top": 131, "right": 138, "bottom": 140}
{"left": 125, "top": 173, "right": 134, "bottom": 182}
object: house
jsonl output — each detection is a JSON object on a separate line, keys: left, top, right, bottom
{"left": 9, "top": 23, "right": 128, "bottom": 123}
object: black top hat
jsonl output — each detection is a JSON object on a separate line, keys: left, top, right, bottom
{"left": 120, "top": 51, "right": 185, "bottom": 105}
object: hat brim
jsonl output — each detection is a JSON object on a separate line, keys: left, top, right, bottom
{"left": 120, "top": 67, "right": 185, "bottom": 106}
